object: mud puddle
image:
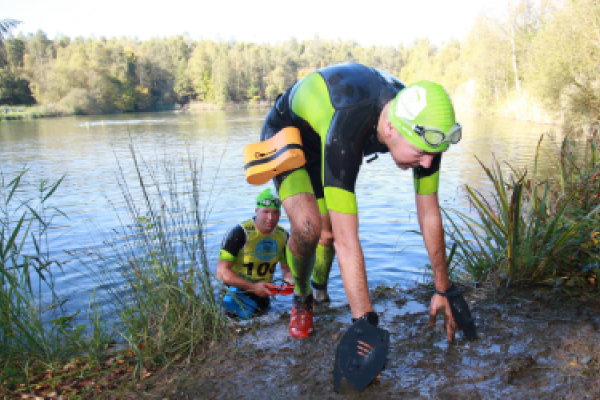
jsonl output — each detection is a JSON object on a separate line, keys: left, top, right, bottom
{"left": 119, "top": 286, "right": 600, "bottom": 399}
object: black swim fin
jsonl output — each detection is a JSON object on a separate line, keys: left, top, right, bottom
{"left": 333, "top": 318, "right": 390, "bottom": 394}
{"left": 438, "top": 285, "right": 477, "bottom": 341}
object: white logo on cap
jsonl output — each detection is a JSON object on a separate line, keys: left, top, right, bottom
{"left": 395, "top": 86, "right": 427, "bottom": 120}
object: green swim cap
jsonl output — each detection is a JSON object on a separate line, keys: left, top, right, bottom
{"left": 256, "top": 188, "right": 281, "bottom": 209}
{"left": 388, "top": 81, "right": 457, "bottom": 153}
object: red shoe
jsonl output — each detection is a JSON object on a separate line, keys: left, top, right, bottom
{"left": 289, "top": 294, "right": 314, "bottom": 339}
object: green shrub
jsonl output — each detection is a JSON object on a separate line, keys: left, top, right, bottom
{"left": 445, "top": 133, "right": 600, "bottom": 289}
{"left": 56, "top": 88, "right": 98, "bottom": 115}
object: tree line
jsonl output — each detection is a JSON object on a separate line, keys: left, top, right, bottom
{"left": 0, "top": 0, "right": 598, "bottom": 125}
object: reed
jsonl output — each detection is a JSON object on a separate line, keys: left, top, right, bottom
{"left": 83, "top": 144, "right": 231, "bottom": 374}
{"left": 444, "top": 132, "right": 600, "bottom": 289}
{"left": 0, "top": 170, "right": 90, "bottom": 370}
{"left": 2, "top": 145, "right": 233, "bottom": 394}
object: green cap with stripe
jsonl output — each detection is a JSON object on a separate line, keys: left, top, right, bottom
{"left": 389, "top": 81, "right": 456, "bottom": 152}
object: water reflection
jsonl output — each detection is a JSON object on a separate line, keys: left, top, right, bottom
{"left": 0, "top": 110, "right": 560, "bottom": 314}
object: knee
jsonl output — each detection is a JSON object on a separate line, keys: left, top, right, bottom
{"left": 291, "top": 214, "right": 321, "bottom": 252}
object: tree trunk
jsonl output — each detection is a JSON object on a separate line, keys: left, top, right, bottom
{"left": 510, "top": 16, "right": 522, "bottom": 97}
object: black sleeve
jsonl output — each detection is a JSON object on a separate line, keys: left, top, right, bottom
{"left": 221, "top": 225, "right": 246, "bottom": 256}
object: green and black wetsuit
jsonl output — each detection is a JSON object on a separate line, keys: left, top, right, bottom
{"left": 260, "top": 62, "right": 442, "bottom": 293}
{"left": 260, "top": 62, "right": 442, "bottom": 216}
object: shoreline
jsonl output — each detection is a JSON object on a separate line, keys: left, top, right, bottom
{"left": 1, "top": 105, "right": 562, "bottom": 127}
{"left": 0, "top": 101, "right": 273, "bottom": 121}
{"left": 96, "top": 284, "right": 600, "bottom": 399}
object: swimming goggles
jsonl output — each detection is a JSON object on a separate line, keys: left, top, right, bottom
{"left": 411, "top": 122, "right": 462, "bottom": 147}
{"left": 257, "top": 199, "right": 281, "bottom": 208}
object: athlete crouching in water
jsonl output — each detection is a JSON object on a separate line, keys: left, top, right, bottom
{"left": 216, "top": 188, "right": 293, "bottom": 319}
{"left": 259, "top": 62, "right": 463, "bottom": 340}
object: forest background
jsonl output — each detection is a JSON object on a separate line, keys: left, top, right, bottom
{"left": 1, "top": 0, "right": 599, "bottom": 128}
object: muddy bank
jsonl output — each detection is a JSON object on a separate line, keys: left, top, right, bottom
{"left": 119, "top": 286, "right": 600, "bottom": 399}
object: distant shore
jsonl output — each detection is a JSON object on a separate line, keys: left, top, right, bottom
{"left": 0, "top": 100, "right": 274, "bottom": 121}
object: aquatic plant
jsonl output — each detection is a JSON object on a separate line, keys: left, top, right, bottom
{"left": 0, "top": 169, "right": 95, "bottom": 376}
{"left": 1, "top": 145, "right": 233, "bottom": 396}
{"left": 82, "top": 144, "right": 232, "bottom": 376}
{"left": 445, "top": 132, "right": 600, "bottom": 290}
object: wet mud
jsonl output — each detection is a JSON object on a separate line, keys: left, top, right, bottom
{"left": 129, "top": 286, "right": 600, "bottom": 399}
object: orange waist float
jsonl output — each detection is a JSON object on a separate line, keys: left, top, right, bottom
{"left": 243, "top": 127, "right": 306, "bottom": 185}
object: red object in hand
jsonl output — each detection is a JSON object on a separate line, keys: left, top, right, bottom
{"left": 265, "top": 283, "right": 295, "bottom": 295}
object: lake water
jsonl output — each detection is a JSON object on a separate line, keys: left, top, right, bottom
{"left": 0, "top": 110, "right": 561, "bottom": 315}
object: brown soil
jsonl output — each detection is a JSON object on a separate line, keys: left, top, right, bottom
{"left": 105, "top": 285, "right": 600, "bottom": 399}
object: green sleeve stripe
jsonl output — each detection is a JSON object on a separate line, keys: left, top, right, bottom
{"left": 324, "top": 187, "right": 358, "bottom": 215}
{"left": 291, "top": 73, "right": 334, "bottom": 137}
{"left": 414, "top": 171, "right": 439, "bottom": 195}
{"left": 317, "top": 198, "right": 329, "bottom": 215}
{"left": 218, "top": 249, "right": 236, "bottom": 262}
{"left": 279, "top": 168, "right": 314, "bottom": 201}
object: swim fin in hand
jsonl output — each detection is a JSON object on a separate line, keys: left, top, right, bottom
{"left": 333, "top": 313, "right": 389, "bottom": 394}
{"left": 435, "top": 284, "right": 477, "bottom": 341}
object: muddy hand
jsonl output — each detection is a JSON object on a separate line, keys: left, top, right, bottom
{"left": 429, "top": 294, "right": 457, "bottom": 342}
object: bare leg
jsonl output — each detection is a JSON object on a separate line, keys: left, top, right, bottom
{"left": 282, "top": 193, "right": 321, "bottom": 296}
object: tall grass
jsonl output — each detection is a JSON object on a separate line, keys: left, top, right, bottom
{"left": 0, "top": 170, "right": 90, "bottom": 370}
{"left": 83, "top": 144, "right": 231, "bottom": 374}
{"left": 445, "top": 132, "right": 600, "bottom": 290}
{"left": 2, "top": 144, "right": 234, "bottom": 394}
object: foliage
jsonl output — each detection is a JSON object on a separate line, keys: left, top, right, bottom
{"left": 524, "top": 0, "right": 600, "bottom": 126}
{"left": 81, "top": 145, "right": 232, "bottom": 372}
{"left": 0, "top": 104, "right": 64, "bottom": 120}
{"left": 0, "top": 18, "right": 20, "bottom": 41}
{"left": 56, "top": 87, "right": 97, "bottom": 114}
{"left": 2, "top": 354, "right": 140, "bottom": 398}
{"left": 0, "top": 1, "right": 598, "bottom": 126}
{"left": 0, "top": 68, "right": 35, "bottom": 105}
{"left": 0, "top": 169, "right": 111, "bottom": 391}
{"left": 460, "top": 16, "right": 513, "bottom": 110}
{"left": 0, "top": 34, "right": 407, "bottom": 112}
{"left": 399, "top": 38, "right": 436, "bottom": 84}
{"left": 1, "top": 149, "right": 235, "bottom": 397}
{"left": 445, "top": 133, "right": 600, "bottom": 290}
